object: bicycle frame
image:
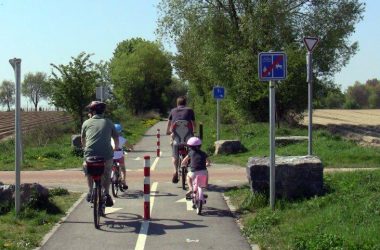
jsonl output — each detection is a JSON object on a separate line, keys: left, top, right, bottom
{"left": 192, "top": 174, "right": 208, "bottom": 215}
{"left": 111, "top": 160, "right": 124, "bottom": 197}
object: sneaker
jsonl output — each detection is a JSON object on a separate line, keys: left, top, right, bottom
{"left": 86, "top": 193, "right": 92, "bottom": 202}
{"left": 122, "top": 183, "right": 128, "bottom": 190}
{"left": 172, "top": 173, "right": 179, "bottom": 183}
{"left": 105, "top": 194, "right": 114, "bottom": 207}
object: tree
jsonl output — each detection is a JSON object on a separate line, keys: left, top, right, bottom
{"left": 367, "top": 81, "right": 380, "bottom": 108}
{"left": 49, "top": 52, "right": 99, "bottom": 128}
{"left": 157, "top": 0, "right": 365, "bottom": 122}
{"left": 346, "top": 81, "right": 369, "bottom": 108}
{"left": 22, "top": 72, "right": 49, "bottom": 111}
{"left": 0, "top": 80, "right": 15, "bottom": 111}
{"left": 110, "top": 38, "right": 172, "bottom": 114}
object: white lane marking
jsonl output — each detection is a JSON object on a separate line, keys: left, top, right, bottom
{"left": 151, "top": 157, "right": 159, "bottom": 171}
{"left": 186, "top": 238, "right": 200, "bottom": 243}
{"left": 134, "top": 157, "right": 141, "bottom": 160}
{"left": 135, "top": 221, "right": 149, "bottom": 250}
{"left": 105, "top": 207, "right": 122, "bottom": 214}
{"left": 176, "top": 197, "right": 194, "bottom": 211}
{"left": 135, "top": 182, "right": 158, "bottom": 250}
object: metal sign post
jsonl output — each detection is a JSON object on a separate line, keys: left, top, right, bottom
{"left": 303, "top": 37, "right": 320, "bottom": 156}
{"left": 9, "top": 58, "right": 22, "bottom": 215}
{"left": 258, "top": 52, "right": 287, "bottom": 210}
{"left": 269, "top": 80, "right": 276, "bottom": 210}
{"left": 213, "top": 86, "right": 225, "bottom": 141}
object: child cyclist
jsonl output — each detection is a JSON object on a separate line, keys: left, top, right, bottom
{"left": 181, "top": 137, "right": 211, "bottom": 198}
{"left": 111, "top": 123, "right": 133, "bottom": 189}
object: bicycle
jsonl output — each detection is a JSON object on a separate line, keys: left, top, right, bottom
{"left": 190, "top": 174, "right": 208, "bottom": 215}
{"left": 177, "top": 144, "right": 189, "bottom": 190}
{"left": 111, "top": 159, "right": 125, "bottom": 197}
{"left": 86, "top": 156, "right": 106, "bottom": 229}
{"left": 171, "top": 119, "right": 193, "bottom": 190}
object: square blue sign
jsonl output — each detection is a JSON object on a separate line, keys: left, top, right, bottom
{"left": 213, "top": 86, "right": 225, "bottom": 99}
{"left": 258, "top": 52, "right": 287, "bottom": 81}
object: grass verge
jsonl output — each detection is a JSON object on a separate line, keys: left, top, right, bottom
{"left": 225, "top": 170, "right": 380, "bottom": 249}
{"left": 0, "top": 115, "right": 159, "bottom": 171}
{"left": 198, "top": 117, "right": 380, "bottom": 168}
{"left": 0, "top": 188, "right": 81, "bottom": 250}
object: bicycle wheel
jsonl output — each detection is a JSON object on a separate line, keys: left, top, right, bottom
{"left": 196, "top": 194, "right": 203, "bottom": 215}
{"left": 93, "top": 182, "right": 101, "bottom": 229}
{"left": 181, "top": 164, "right": 187, "bottom": 190}
{"left": 176, "top": 154, "right": 182, "bottom": 185}
{"left": 111, "top": 169, "right": 119, "bottom": 198}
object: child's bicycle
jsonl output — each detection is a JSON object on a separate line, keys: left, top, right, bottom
{"left": 189, "top": 173, "right": 208, "bottom": 215}
{"left": 111, "top": 159, "right": 126, "bottom": 197}
{"left": 86, "top": 156, "right": 106, "bottom": 229}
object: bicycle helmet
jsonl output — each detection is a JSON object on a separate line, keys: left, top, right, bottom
{"left": 187, "top": 137, "right": 202, "bottom": 146}
{"left": 114, "top": 123, "right": 122, "bottom": 133}
{"left": 86, "top": 101, "right": 106, "bottom": 114}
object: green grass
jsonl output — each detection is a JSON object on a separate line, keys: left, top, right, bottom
{"left": 0, "top": 115, "right": 159, "bottom": 171}
{"left": 0, "top": 188, "right": 81, "bottom": 250}
{"left": 198, "top": 118, "right": 380, "bottom": 168}
{"left": 225, "top": 170, "right": 380, "bottom": 249}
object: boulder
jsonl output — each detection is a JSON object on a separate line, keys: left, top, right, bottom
{"left": 214, "top": 140, "right": 245, "bottom": 155}
{"left": 0, "top": 183, "right": 49, "bottom": 208}
{"left": 0, "top": 184, "right": 13, "bottom": 206}
{"left": 18, "top": 183, "right": 49, "bottom": 205}
{"left": 246, "top": 155, "right": 323, "bottom": 200}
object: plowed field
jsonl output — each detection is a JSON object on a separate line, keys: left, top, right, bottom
{"left": 0, "top": 111, "right": 72, "bottom": 140}
{"left": 303, "top": 109, "right": 380, "bottom": 146}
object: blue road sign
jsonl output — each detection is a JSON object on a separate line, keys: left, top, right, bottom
{"left": 258, "top": 52, "right": 287, "bottom": 81}
{"left": 213, "top": 86, "right": 225, "bottom": 99}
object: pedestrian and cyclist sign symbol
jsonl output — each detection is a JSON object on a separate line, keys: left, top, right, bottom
{"left": 258, "top": 52, "right": 287, "bottom": 81}
{"left": 213, "top": 86, "right": 225, "bottom": 99}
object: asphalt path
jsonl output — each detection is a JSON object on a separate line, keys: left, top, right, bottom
{"left": 1, "top": 121, "right": 253, "bottom": 250}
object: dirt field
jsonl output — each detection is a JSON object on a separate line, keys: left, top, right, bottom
{"left": 303, "top": 109, "right": 380, "bottom": 147}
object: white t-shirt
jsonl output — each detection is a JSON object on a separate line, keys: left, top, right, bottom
{"left": 111, "top": 136, "right": 127, "bottom": 159}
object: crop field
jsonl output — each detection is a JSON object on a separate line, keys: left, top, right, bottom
{"left": 303, "top": 109, "right": 380, "bottom": 146}
{"left": 0, "top": 111, "right": 72, "bottom": 141}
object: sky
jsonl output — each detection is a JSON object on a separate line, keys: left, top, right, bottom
{"left": 0, "top": 0, "right": 378, "bottom": 109}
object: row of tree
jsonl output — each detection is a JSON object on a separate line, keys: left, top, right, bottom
{"left": 0, "top": 39, "right": 187, "bottom": 128}
{"left": 156, "top": 0, "right": 365, "bottom": 123}
{"left": 0, "top": 72, "right": 49, "bottom": 112}
{"left": 317, "top": 79, "right": 380, "bottom": 109}
{"left": 0, "top": 1, "right": 368, "bottom": 128}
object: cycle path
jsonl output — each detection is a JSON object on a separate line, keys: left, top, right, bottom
{"left": 37, "top": 121, "right": 253, "bottom": 250}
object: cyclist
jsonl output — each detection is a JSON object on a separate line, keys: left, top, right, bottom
{"left": 180, "top": 137, "right": 210, "bottom": 198}
{"left": 166, "top": 96, "right": 196, "bottom": 183}
{"left": 111, "top": 123, "right": 133, "bottom": 189}
{"left": 81, "top": 101, "right": 119, "bottom": 207}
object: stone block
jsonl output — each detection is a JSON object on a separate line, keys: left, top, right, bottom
{"left": 246, "top": 155, "right": 323, "bottom": 200}
{"left": 214, "top": 140, "right": 245, "bottom": 155}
